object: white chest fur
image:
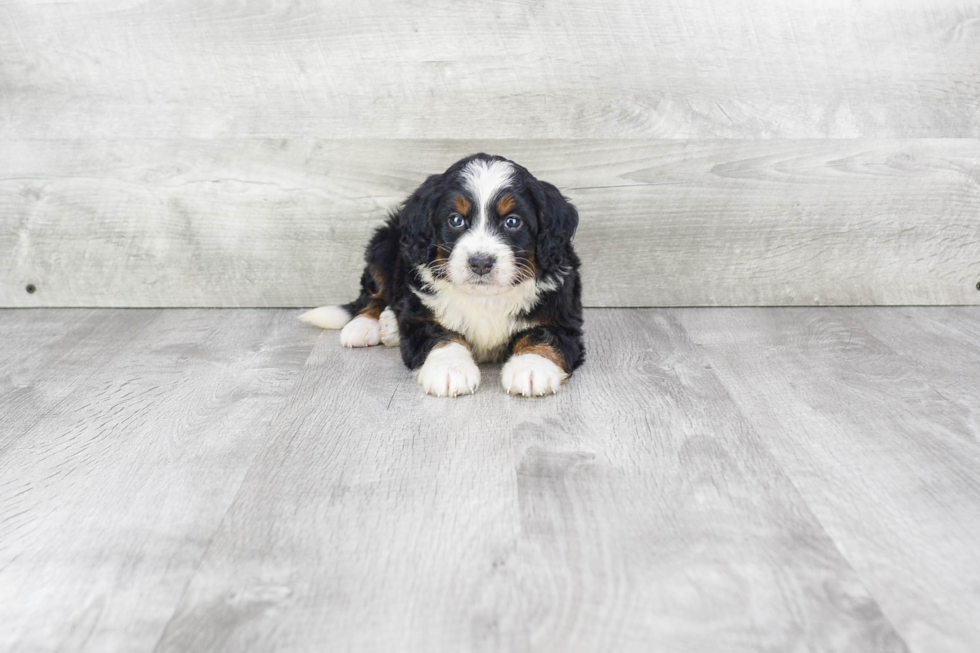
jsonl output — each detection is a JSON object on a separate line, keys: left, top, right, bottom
{"left": 413, "top": 272, "right": 548, "bottom": 362}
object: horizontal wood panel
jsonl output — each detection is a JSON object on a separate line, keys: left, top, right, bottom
{"left": 1, "top": 0, "right": 978, "bottom": 139}
{"left": 2, "top": 139, "right": 978, "bottom": 307}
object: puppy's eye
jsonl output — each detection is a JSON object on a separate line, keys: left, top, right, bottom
{"left": 503, "top": 215, "right": 523, "bottom": 230}
{"left": 448, "top": 213, "right": 465, "bottom": 229}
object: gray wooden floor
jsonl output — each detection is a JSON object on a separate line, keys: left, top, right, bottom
{"left": 2, "top": 308, "right": 979, "bottom": 653}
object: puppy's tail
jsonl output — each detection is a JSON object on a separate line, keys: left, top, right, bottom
{"left": 298, "top": 304, "right": 355, "bottom": 329}
{"left": 302, "top": 248, "right": 390, "bottom": 329}
{"left": 299, "top": 284, "right": 378, "bottom": 329}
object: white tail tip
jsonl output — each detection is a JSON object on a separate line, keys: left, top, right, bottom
{"left": 298, "top": 306, "right": 352, "bottom": 329}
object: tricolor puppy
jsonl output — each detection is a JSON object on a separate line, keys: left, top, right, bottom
{"left": 300, "top": 153, "right": 584, "bottom": 397}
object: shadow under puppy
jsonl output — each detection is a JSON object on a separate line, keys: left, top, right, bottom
{"left": 300, "top": 153, "right": 584, "bottom": 397}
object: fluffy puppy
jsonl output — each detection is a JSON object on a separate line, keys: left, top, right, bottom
{"left": 300, "top": 153, "right": 584, "bottom": 397}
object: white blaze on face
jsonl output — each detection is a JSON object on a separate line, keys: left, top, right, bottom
{"left": 448, "top": 158, "right": 517, "bottom": 290}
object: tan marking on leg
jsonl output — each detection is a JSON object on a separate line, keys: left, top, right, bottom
{"left": 369, "top": 265, "right": 385, "bottom": 299}
{"left": 512, "top": 336, "right": 565, "bottom": 371}
{"left": 357, "top": 302, "right": 383, "bottom": 320}
{"left": 434, "top": 333, "right": 470, "bottom": 351}
{"left": 356, "top": 265, "right": 387, "bottom": 319}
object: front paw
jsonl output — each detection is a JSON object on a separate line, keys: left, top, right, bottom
{"left": 378, "top": 308, "right": 400, "bottom": 347}
{"left": 417, "top": 342, "right": 480, "bottom": 397}
{"left": 501, "top": 353, "right": 568, "bottom": 397}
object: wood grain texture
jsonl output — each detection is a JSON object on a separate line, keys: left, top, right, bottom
{"left": 1, "top": 308, "right": 937, "bottom": 652}
{"left": 153, "top": 309, "right": 904, "bottom": 652}
{"left": 0, "top": 309, "right": 316, "bottom": 652}
{"left": 2, "top": 139, "right": 978, "bottom": 308}
{"left": 1, "top": 0, "right": 977, "bottom": 139}
{"left": 678, "top": 307, "right": 980, "bottom": 652}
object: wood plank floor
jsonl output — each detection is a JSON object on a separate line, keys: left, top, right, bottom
{"left": 1, "top": 308, "right": 978, "bottom": 652}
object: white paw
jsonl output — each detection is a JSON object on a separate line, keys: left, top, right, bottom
{"left": 417, "top": 342, "right": 480, "bottom": 397}
{"left": 379, "top": 308, "right": 400, "bottom": 347}
{"left": 501, "top": 353, "right": 567, "bottom": 397}
{"left": 340, "top": 315, "right": 381, "bottom": 347}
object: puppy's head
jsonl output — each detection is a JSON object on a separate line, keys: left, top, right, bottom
{"left": 400, "top": 153, "right": 578, "bottom": 294}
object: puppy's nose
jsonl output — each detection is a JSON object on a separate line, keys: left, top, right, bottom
{"left": 468, "top": 253, "right": 496, "bottom": 276}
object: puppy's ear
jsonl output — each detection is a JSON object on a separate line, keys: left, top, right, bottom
{"left": 398, "top": 173, "right": 443, "bottom": 268}
{"left": 529, "top": 180, "right": 579, "bottom": 275}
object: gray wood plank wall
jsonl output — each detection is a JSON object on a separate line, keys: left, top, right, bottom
{"left": 1, "top": 1, "right": 978, "bottom": 307}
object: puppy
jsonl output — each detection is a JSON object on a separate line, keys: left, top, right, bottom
{"left": 300, "top": 153, "right": 584, "bottom": 397}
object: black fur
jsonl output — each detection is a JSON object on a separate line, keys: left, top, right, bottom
{"left": 342, "top": 153, "right": 585, "bottom": 375}
{"left": 527, "top": 178, "right": 580, "bottom": 276}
